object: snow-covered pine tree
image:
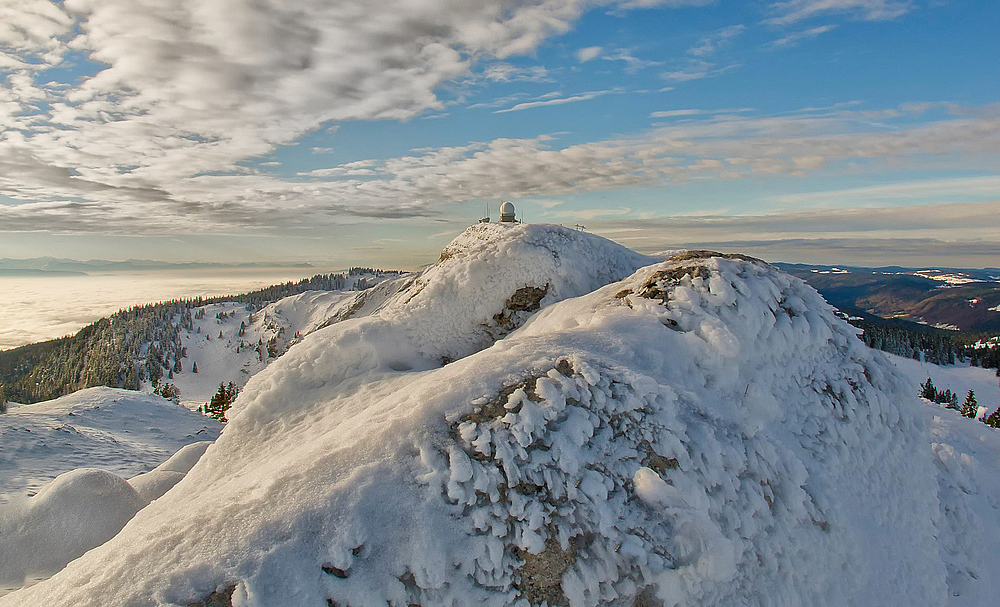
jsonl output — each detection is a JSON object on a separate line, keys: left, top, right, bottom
{"left": 919, "top": 377, "right": 937, "bottom": 400}
{"left": 985, "top": 407, "right": 1000, "bottom": 428}
{"left": 156, "top": 383, "right": 180, "bottom": 403}
{"left": 961, "top": 390, "right": 978, "bottom": 419}
{"left": 205, "top": 381, "right": 238, "bottom": 422}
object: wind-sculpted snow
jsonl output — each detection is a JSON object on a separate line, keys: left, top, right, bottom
{"left": 221, "top": 223, "right": 652, "bottom": 440}
{"left": 0, "top": 228, "right": 955, "bottom": 606}
{"left": 0, "top": 389, "right": 219, "bottom": 594}
{"left": 0, "top": 387, "right": 221, "bottom": 502}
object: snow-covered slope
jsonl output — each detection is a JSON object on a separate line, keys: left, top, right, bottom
{"left": 0, "top": 387, "right": 220, "bottom": 502}
{"left": 882, "top": 356, "right": 1000, "bottom": 606}
{"left": 162, "top": 274, "right": 410, "bottom": 407}
{"left": 0, "top": 388, "right": 221, "bottom": 594}
{"left": 164, "top": 292, "right": 355, "bottom": 406}
{"left": 3, "top": 225, "right": 999, "bottom": 606}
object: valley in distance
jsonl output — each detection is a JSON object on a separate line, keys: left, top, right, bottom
{"left": 2, "top": 223, "right": 1000, "bottom": 606}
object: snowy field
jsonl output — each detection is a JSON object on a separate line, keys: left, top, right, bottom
{"left": 0, "top": 388, "right": 220, "bottom": 596}
{"left": 155, "top": 273, "right": 407, "bottom": 406}
{"left": 889, "top": 355, "right": 1000, "bottom": 416}
{"left": 3, "top": 224, "right": 1000, "bottom": 606}
{"left": 885, "top": 355, "right": 1000, "bottom": 605}
{"left": 0, "top": 387, "right": 221, "bottom": 503}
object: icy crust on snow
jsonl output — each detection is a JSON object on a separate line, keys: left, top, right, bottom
{"left": 2, "top": 240, "right": 949, "bottom": 606}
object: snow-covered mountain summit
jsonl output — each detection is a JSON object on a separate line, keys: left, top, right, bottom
{"left": 0, "top": 225, "right": 969, "bottom": 606}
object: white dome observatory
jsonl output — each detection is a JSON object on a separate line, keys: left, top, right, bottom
{"left": 499, "top": 201, "right": 517, "bottom": 222}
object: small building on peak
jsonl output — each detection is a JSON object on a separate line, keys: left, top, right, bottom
{"left": 499, "top": 201, "right": 517, "bottom": 223}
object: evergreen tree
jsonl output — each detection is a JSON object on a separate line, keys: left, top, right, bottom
{"left": 985, "top": 407, "right": 1000, "bottom": 428}
{"left": 961, "top": 390, "right": 979, "bottom": 419}
{"left": 0, "top": 382, "right": 7, "bottom": 414}
{"left": 919, "top": 377, "right": 937, "bottom": 401}
{"left": 156, "top": 383, "right": 180, "bottom": 403}
{"left": 192, "top": 361, "right": 199, "bottom": 373}
{"left": 205, "top": 381, "right": 238, "bottom": 422}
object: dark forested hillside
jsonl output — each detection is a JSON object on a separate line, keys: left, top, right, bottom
{"left": 844, "top": 314, "right": 1000, "bottom": 374}
{"left": 0, "top": 269, "right": 402, "bottom": 403}
{"left": 775, "top": 262, "right": 1000, "bottom": 373}
{"left": 778, "top": 263, "right": 1000, "bottom": 333}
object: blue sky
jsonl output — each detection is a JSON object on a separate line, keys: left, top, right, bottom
{"left": 1, "top": 0, "right": 998, "bottom": 268}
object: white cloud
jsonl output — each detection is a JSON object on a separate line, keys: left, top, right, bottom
{"left": 3, "top": 102, "right": 999, "bottom": 234}
{"left": 477, "top": 62, "right": 553, "bottom": 83}
{"left": 0, "top": 0, "right": 993, "bottom": 241}
{"left": 687, "top": 25, "right": 746, "bottom": 57}
{"left": 662, "top": 60, "right": 742, "bottom": 82}
{"left": 614, "top": 0, "right": 714, "bottom": 8}
{"left": 576, "top": 46, "right": 603, "bottom": 62}
{"left": 650, "top": 108, "right": 753, "bottom": 119}
{"left": 546, "top": 206, "right": 634, "bottom": 220}
{"left": 766, "top": 24, "right": 838, "bottom": 47}
{"left": 0, "top": 0, "right": 74, "bottom": 66}
{"left": 766, "top": 0, "right": 914, "bottom": 25}
{"left": 592, "top": 200, "right": 1000, "bottom": 266}
{"left": 770, "top": 175, "right": 1000, "bottom": 207}
{"left": 494, "top": 90, "right": 615, "bottom": 113}
{"left": 0, "top": 0, "right": 596, "bottom": 223}
{"left": 603, "top": 48, "right": 663, "bottom": 73}
{"left": 651, "top": 109, "right": 707, "bottom": 118}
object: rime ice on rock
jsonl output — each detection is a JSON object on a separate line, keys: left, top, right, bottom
{"left": 1, "top": 227, "right": 952, "bottom": 606}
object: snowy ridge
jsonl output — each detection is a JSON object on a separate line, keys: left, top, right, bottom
{"left": 368, "top": 222, "right": 654, "bottom": 362}
{"left": 0, "top": 227, "right": 988, "bottom": 606}
{"left": 162, "top": 274, "right": 405, "bottom": 407}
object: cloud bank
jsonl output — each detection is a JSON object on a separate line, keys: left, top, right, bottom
{"left": 1, "top": 0, "right": 997, "bottom": 251}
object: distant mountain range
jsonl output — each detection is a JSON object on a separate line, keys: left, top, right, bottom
{"left": 0, "top": 257, "right": 315, "bottom": 275}
{"left": 776, "top": 263, "right": 1000, "bottom": 333}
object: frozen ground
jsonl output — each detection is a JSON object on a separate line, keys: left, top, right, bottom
{"left": 889, "top": 355, "right": 1000, "bottom": 417}
{"left": 3, "top": 224, "right": 1000, "bottom": 606}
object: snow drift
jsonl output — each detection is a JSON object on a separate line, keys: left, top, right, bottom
{"left": 0, "top": 224, "right": 955, "bottom": 605}
{"left": 0, "top": 387, "right": 221, "bottom": 502}
{"left": 0, "top": 389, "right": 219, "bottom": 593}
